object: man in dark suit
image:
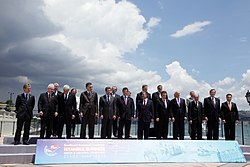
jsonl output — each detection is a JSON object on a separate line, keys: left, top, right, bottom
{"left": 111, "top": 86, "right": 120, "bottom": 137}
{"left": 155, "top": 91, "right": 172, "bottom": 139}
{"left": 70, "top": 88, "right": 81, "bottom": 137}
{"left": 52, "top": 82, "right": 62, "bottom": 137}
{"left": 57, "top": 85, "right": 77, "bottom": 139}
{"left": 118, "top": 87, "right": 135, "bottom": 139}
{"left": 136, "top": 85, "right": 151, "bottom": 106}
{"left": 79, "top": 82, "right": 98, "bottom": 139}
{"left": 137, "top": 92, "right": 154, "bottom": 139}
{"left": 221, "top": 94, "right": 239, "bottom": 140}
{"left": 14, "top": 83, "right": 35, "bottom": 145}
{"left": 188, "top": 93, "right": 204, "bottom": 140}
{"left": 204, "top": 89, "right": 221, "bottom": 140}
{"left": 99, "top": 87, "right": 116, "bottom": 139}
{"left": 38, "top": 83, "right": 58, "bottom": 139}
{"left": 152, "top": 85, "right": 163, "bottom": 138}
{"left": 171, "top": 91, "right": 187, "bottom": 140}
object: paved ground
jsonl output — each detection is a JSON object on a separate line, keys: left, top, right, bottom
{"left": 0, "top": 163, "right": 250, "bottom": 167}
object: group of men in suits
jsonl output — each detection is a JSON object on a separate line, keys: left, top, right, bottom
{"left": 13, "top": 83, "right": 239, "bottom": 145}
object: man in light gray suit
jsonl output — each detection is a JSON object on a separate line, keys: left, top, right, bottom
{"left": 99, "top": 87, "right": 116, "bottom": 139}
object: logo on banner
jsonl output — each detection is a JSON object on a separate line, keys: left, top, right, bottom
{"left": 44, "top": 145, "right": 60, "bottom": 157}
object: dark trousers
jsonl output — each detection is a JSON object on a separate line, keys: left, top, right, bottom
{"left": 118, "top": 119, "right": 131, "bottom": 139}
{"left": 58, "top": 116, "right": 72, "bottom": 139}
{"left": 101, "top": 118, "right": 113, "bottom": 139}
{"left": 14, "top": 117, "right": 31, "bottom": 142}
{"left": 207, "top": 117, "right": 219, "bottom": 140}
{"left": 40, "top": 117, "right": 53, "bottom": 139}
{"left": 224, "top": 121, "right": 236, "bottom": 140}
{"left": 52, "top": 116, "right": 58, "bottom": 136}
{"left": 80, "top": 114, "right": 95, "bottom": 139}
{"left": 191, "top": 120, "right": 202, "bottom": 140}
{"left": 157, "top": 116, "right": 169, "bottom": 139}
{"left": 113, "top": 118, "right": 118, "bottom": 137}
{"left": 138, "top": 120, "right": 150, "bottom": 139}
{"left": 173, "top": 118, "right": 185, "bottom": 140}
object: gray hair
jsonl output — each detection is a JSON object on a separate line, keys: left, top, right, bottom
{"left": 48, "top": 83, "right": 54, "bottom": 89}
{"left": 63, "top": 84, "right": 70, "bottom": 90}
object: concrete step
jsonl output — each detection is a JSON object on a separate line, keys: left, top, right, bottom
{"left": 0, "top": 153, "right": 34, "bottom": 164}
{"left": 0, "top": 144, "right": 36, "bottom": 154}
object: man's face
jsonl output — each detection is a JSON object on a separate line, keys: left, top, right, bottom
{"left": 48, "top": 87, "right": 54, "bottom": 94}
{"left": 158, "top": 85, "right": 163, "bottom": 92}
{"left": 72, "top": 89, "right": 77, "bottom": 95}
{"left": 142, "top": 86, "right": 148, "bottom": 92}
{"left": 142, "top": 92, "right": 147, "bottom": 99}
{"left": 194, "top": 95, "right": 199, "bottom": 101}
{"left": 24, "top": 86, "right": 31, "bottom": 94}
{"left": 87, "top": 84, "right": 93, "bottom": 92}
{"left": 54, "top": 84, "right": 59, "bottom": 91}
{"left": 174, "top": 92, "right": 180, "bottom": 98}
{"left": 162, "top": 93, "right": 167, "bottom": 99}
{"left": 210, "top": 90, "right": 216, "bottom": 97}
{"left": 123, "top": 89, "right": 128, "bottom": 96}
{"left": 106, "top": 88, "right": 111, "bottom": 95}
{"left": 226, "top": 95, "right": 232, "bottom": 102}
{"left": 112, "top": 87, "right": 117, "bottom": 94}
{"left": 64, "top": 89, "right": 69, "bottom": 94}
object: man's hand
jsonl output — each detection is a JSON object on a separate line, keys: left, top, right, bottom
{"left": 223, "top": 119, "right": 226, "bottom": 123}
{"left": 95, "top": 113, "right": 98, "bottom": 118}
{"left": 113, "top": 115, "right": 116, "bottom": 120}
{"left": 39, "top": 111, "right": 43, "bottom": 117}
{"left": 100, "top": 115, "right": 104, "bottom": 119}
{"left": 156, "top": 118, "right": 159, "bottom": 122}
{"left": 235, "top": 120, "right": 239, "bottom": 125}
{"left": 189, "top": 120, "right": 192, "bottom": 124}
{"left": 80, "top": 112, "right": 83, "bottom": 117}
{"left": 118, "top": 117, "right": 120, "bottom": 121}
{"left": 54, "top": 112, "right": 58, "bottom": 117}
{"left": 172, "top": 117, "right": 175, "bottom": 122}
{"left": 151, "top": 119, "right": 154, "bottom": 122}
{"left": 205, "top": 117, "right": 208, "bottom": 121}
{"left": 72, "top": 114, "right": 75, "bottom": 120}
{"left": 184, "top": 117, "right": 187, "bottom": 120}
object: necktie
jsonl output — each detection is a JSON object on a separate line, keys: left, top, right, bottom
{"left": 196, "top": 101, "right": 198, "bottom": 107}
{"left": 159, "top": 92, "right": 162, "bottom": 98}
{"left": 125, "top": 96, "right": 127, "bottom": 105}
{"left": 107, "top": 95, "right": 110, "bottom": 102}
{"left": 144, "top": 99, "right": 146, "bottom": 106}
{"left": 212, "top": 97, "right": 215, "bottom": 107}
{"left": 177, "top": 98, "right": 180, "bottom": 106}
{"left": 229, "top": 102, "right": 232, "bottom": 111}
{"left": 64, "top": 94, "right": 67, "bottom": 101}
{"left": 48, "top": 94, "right": 51, "bottom": 102}
{"left": 25, "top": 94, "right": 28, "bottom": 101}
{"left": 164, "top": 100, "right": 167, "bottom": 109}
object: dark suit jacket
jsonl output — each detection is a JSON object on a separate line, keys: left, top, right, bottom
{"left": 171, "top": 98, "right": 187, "bottom": 118}
{"left": 111, "top": 93, "right": 120, "bottom": 116}
{"left": 15, "top": 93, "right": 35, "bottom": 120}
{"left": 58, "top": 93, "right": 77, "bottom": 121}
{"left": 136, "top": 92, "right": 151, "bottom": 106}
{"left": 204, "top": 97, "right": 221, "bottom": 121}
{"left": 221, "top": 101, "right": 239, "bottom": 122}
{"left": 118, "top": 96, "right": 135, "bottom": 120}
{"left": 99, "top": 95, "right": 116, "bottom": 119}
{"left": 155, "top": 98, "right": 172, "bottom": 118}
{"left": 38, "top": 92, "right": 58, "bottom": 118}
{"left": 137, "top": 99, "right": 154, "bottom": 122}
{"left": 79, "top": 91, "right": 98, "bottom": 116}
{"left": 188, "top": 100, "right": 204, "bottom": 122}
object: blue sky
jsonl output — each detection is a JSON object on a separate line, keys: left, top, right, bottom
{"left": 125, "top": 0, "right": 250, "bottom": 82}
{"left": 0, "top": 0, "right": 250, "bottom": 109}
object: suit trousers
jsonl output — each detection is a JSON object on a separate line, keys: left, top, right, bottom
{"left": 101, "top": 118, "right": 113, "bottom": 139}
{"left": 207, "top": 116, "right": 219, "bottom": 140}
{"left": 137, "top": 120, "right": 150, "bottom": 139}
{"left": 112, "top": 119, "right": 118, "bottom": 136}
{"left": 58, "top": 115, "right": 72, "bottom": 139}
{"left": 14, "top": 116, "right": 31, "bottom": 142}
{"left": 40, "top": 116, "right": 53, "bottom": 139}
{"left": 118, "top": 119, "right": 131, "bottom": 139}
{"left": 80, "top": 114, "right": 95, "bottom": 139}
{"left": 224, "top": 121, "right": 236, "bottom": 140}
{"left": 157, "top": 115, "right": 169, "bottom": 139}
{"left": 173, "top": 117, "right": 185, "bottom": 140}
{"left": 191, "top": 120, "right": 202, "bottom": 140}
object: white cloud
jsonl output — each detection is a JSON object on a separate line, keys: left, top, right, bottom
{"left": 240, "top": 37, "right": 247, "bottom": 42}
{"left": 214, "top": 77, "right": 236, "bottom": 87}
{"left": 146, "top": 17, "right": 161, "bottom": 30}
{"left": 14, "top": 76, "right": 32, "bottom": 84}
{"left": 171, "top": 21, "right": 211, "bottom": 38}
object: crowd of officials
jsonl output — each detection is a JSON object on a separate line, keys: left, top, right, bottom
{"left": 13, "top": 83, "right": 239, "bottom": 145}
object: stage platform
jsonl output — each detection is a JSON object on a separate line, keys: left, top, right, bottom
{"left": 0, "top": 136, "right": 249, "bottom": 165}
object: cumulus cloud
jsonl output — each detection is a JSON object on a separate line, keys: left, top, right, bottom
{"left": 171, "top": 21, "right": 211, "bottom": 38}
{"left": 214, "top": 77, "right": 236, "bottom": 87}
{"left": 146, "top": 17, "right": 161, "bottom": 30}
{"left": 14, "top": 76, "right": 32, "bottom": 84}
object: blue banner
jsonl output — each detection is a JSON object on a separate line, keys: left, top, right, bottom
{"left": 35, "top": 139, "right": 246, "bottom": 164}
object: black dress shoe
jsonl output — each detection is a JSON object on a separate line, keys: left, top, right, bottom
{"left": 14, "top": 141, "right": 21, "bottom": 145}
{"left": 23, "top": 141, "right": 30, "bottom": 145}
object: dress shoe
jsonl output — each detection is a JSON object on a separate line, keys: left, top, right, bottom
{"left": 23, "top": 141, "right": 30, "bottom": 145}
{"left": 14, "top": 141, "right": 21, "bottom": 145}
